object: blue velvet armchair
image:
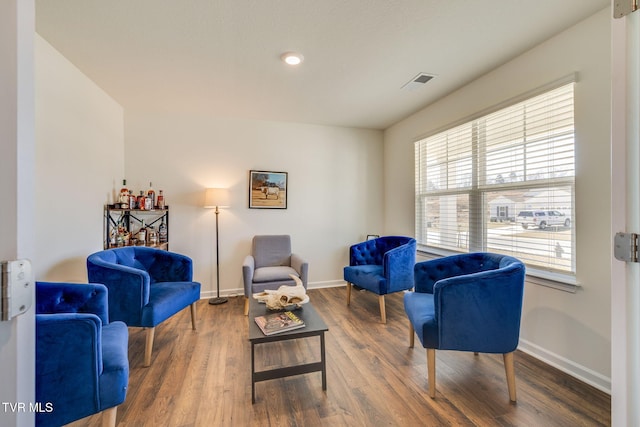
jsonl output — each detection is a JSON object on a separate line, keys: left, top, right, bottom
{"left": 242, "top": 235, "right": 308, "bottom": 315}
{"left": 87, "top": 246, "right": 201, "bottom": 366}
{"left": 403, "top": 252, "right": 525, "bottom": 401}
{"left": 343, "top": 236, "right": 416, "bottom": 323}
{"left": 36, "top": 281, "right": 129, "bottom": 427}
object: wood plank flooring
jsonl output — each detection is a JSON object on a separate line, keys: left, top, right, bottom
{"left": 68, "top": 287, "right": 610, "bottom": 426}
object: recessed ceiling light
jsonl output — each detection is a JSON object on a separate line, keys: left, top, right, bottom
{"left": 281, "top": 52, "right": 304, "bottom": 66}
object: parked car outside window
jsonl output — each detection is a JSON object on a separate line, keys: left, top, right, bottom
{"left": 516, "top": 210, "right": 571, "bottom": 230}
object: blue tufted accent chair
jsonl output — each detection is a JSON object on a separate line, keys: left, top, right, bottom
{"left": 343, "top": 236, "right": 416, "bottom": 323}
{"left": 242, "top": 235, "right": 308, "bottom": 315}
{"left": 36, "top": 281, "right": 129, "bottom": 427}
{"left": 404, "top": 252, "right": 525, "bottom": 401}
{"left": 87, "top": 247, "right": 201, "bottom": 366}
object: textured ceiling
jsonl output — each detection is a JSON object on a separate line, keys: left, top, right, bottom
{"left": 35, "top": 0, "right": 609, "bottom": 130}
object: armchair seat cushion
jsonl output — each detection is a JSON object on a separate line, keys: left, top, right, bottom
{"left": 141, "top": 281, "right": 201, "bottom": 327}
{"left": 343, "top": 265, "right": 384, "bottom": 293}
{"left": 403, "top": 292, "right": 438, "bottom": 349}
{"left": 253, "top": 266, "right": 300, "bottom": 283}
{"left": 99, "top": 322, "right": 130, "bottom": 408}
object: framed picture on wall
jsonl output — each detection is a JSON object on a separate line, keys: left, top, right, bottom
{"left": 249, "top": 170, "right": 288, "bottom": 209}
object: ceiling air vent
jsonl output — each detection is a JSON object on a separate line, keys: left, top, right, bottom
{"left": 401, "top": 73, "right": 436, "bottom": 91}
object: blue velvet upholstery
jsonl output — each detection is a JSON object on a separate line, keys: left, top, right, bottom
{"left": 242, "top": 235, "right": 308, "bottom": 315}
{"left": 343, "top": 236, "right": 416, "bottom": 322}
{"left": 87, "top": 247, "right": 201, "bottom": 365}
{"left": 403, "top": 252, "right": 525, "bottom": 400}
{"left": 36, "top": 282, "right": 129, "bottom": 427}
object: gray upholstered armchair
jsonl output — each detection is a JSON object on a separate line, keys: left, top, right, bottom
{"left": 242, "top": 235, "right": 308, "bottom": 315}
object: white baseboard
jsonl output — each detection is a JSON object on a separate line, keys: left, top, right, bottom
{"left": 307, "top": 279, "right": 346, "bottom": 289}
{"left": 518, "top": 338, "right": 611, "bottom": 394}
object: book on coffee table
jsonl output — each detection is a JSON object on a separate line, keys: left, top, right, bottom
{"left": 254, "top": 311, "right": 305, "bottom": 336}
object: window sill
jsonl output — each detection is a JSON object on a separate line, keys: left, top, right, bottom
{"left": 525, "top": 270, "right": 580, "bottom": 293}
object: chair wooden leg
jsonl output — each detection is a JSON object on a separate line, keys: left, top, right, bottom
{"left": 409, "top": 322, "right": 415, "bottom": 348}
{"left": 503, "top": 352, "right": 517, "bottom": 402}
{"left": 427, "top": 348, "right": 436, "bottom": 398}
{"left": 244, "top": 297, "right": 249, "bottom": 316}
{"left": 190, "top": 302, "right": 197, "bottom": 330}
{"left": 144, "top": 327, "right": 155, "bottom": 367}
{"left": 378, "top": 295, "right": 386, "bottom": 323}
{"left": 102, "top": 406, "right": 117, "bottom": 427}
{"left": 346, "top": 282, "right": 352, "bottom": 306}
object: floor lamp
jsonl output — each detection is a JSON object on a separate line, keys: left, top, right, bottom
{"left": 204, "top": 188, "right": 230, "bottom": 305}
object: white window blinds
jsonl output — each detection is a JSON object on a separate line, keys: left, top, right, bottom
{"left": 415, "top": 83, "right": 575, "bottom": 277}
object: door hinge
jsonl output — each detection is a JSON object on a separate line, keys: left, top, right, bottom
{"left": 1, "top": 259, "right": 33, "bottom": 321}
{"left": 615, "top": 232, "right": 639, "bottom": 262}
{"left": 614, "top": 0, "right": 638, "bottom": 19}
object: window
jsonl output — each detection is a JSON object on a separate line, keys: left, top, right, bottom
{"left": 415, "top": 82, "right": 575, "bottom": 279}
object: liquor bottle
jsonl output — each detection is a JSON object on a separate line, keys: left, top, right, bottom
{"left": 147, "top": 182, "right": 156, "bottom": 209}
{"left": 158, "top": 218, "right": 168, "bottom": 243}
{"left": 109, "top": 226, "right": 117, "bottom": 247}
{"left": 128, "top": 190, "right": 136, "bottom": 210}
{"left": 119, "top": 179, "right": 129, "bottom": 208}
{"left": 137, "top": 191, "right": 146, "bottom": 210}
{"left": 148, "top": 226, "right": 158, "bottom": 246}
{"left": 138, "top": 220, "right": 147, "bottom": 245}
{"left": 144, "top": 194, "right": 153, "bottom": 210}
{"left": 157, "top": 190, "right": 165, "bottom": 210}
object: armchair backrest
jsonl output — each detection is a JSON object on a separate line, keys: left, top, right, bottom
{"left": 36, "top": 281, "right": 109, "bottom": 324}
{"left": 253, "top": 235, "right": 292, "bottom": 268}
{"left": 415, "top": 252, "right": 511, "bottom": 293}
{"left": 349, "top": 235, "right": 415, "bottom": 266}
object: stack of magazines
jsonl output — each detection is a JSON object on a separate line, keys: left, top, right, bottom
{"left": 254, "top": 311, "right": 305, "bottom": 336}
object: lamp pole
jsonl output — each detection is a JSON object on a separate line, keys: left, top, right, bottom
{"left": 205, "top": 188, "right": 229, "bottom": 305}
{"left": 209, "top": 204, "right": 228, "bottom": 305}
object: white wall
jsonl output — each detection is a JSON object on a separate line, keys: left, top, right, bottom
{"left": 34, "top": 35, "right": 125, "bottom": 282}
{"left": 1, "top": 1, "right": 35, "bottom": 426}
{"left": 384, "top": 9, "right": 612, "bottom": 391}
{"left": 124, "top": 112, "right": 383, "bottom": 297}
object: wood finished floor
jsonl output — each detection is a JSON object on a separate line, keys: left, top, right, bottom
{"left": 69, "top": 287, "right": 610, "bottom": 427}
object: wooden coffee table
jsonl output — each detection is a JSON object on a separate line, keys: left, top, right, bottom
{"left": 248, "top": 297, "right": 328, "bottom": 403}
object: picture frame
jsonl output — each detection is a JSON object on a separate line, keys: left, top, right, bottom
{"left": 249, "top": 170, "right": 288, "bottom": 209}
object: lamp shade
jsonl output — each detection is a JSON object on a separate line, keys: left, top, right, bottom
{"left": 204, "top": 188, "right": 230, "bottom": 208}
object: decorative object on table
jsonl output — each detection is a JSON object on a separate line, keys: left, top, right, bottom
{"left": 248, "top": 170, "right": 287, "bottom": 209}
{"left": 242, "top": 234, "right": 308, "bottom": 315}
{"left": 404, "top": 252, "right": 525, "bottom": 402}
{"left": 343, "top": 235, "right": 416, "bottom": 323}
{"left": 253, "top": 274, "right": 309, "bottom": 310}
{"left": 254, "top": 310, "right": 306, "bottom": 336}
{"left": 86, "top": 247, "right": 201, "bottom": 366}
{"left": 204, "top": 187, "right": 230, "bottom": 305}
